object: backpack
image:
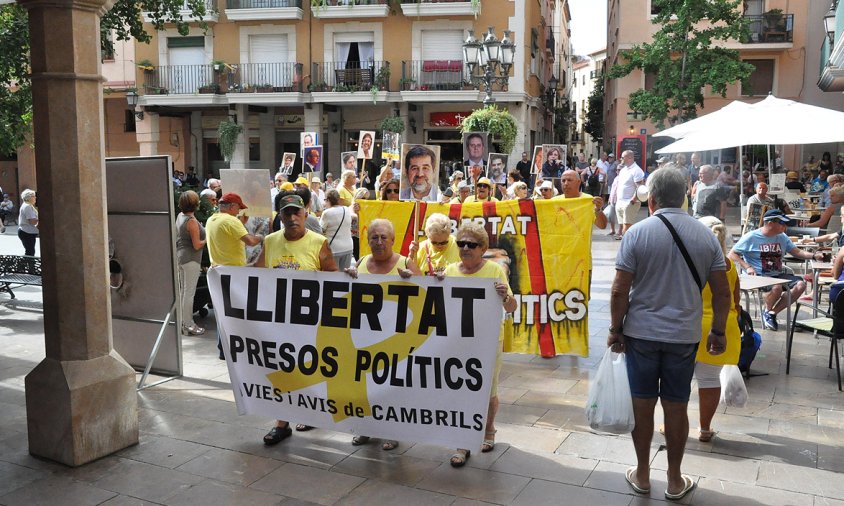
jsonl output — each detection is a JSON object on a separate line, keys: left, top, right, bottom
{"left": 737, "top": 308, "right": 762, "bottom": 375}
{"left": 587, "top": 169, "right": 600, "bottom": 188}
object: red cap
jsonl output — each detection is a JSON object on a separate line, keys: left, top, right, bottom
{"left": 220, "top": 192, "right": 247, "bottom": 209}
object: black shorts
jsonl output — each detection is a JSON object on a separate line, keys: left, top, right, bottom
{"left": 761, "top": 273, "right": 802, "bottom": 291}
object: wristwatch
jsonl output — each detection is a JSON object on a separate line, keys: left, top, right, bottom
{"left": 608, "top": 325, "right": 622, "bottom": 334}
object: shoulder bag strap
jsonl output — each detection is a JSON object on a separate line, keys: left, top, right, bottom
{"left": 655, "top": 214, "right": 703, "bottom": 292}
{"left": 328, "top": 207, "right": 345, "bottom": 247}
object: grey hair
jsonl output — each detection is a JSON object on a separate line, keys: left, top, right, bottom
{"left": 647, "top": 167, "right": 687, "bottom": 208}
{"left": 425, "top": 213, "right": 452, "bottom": 237}
{"left": 341, "top": 170, "right": 356, "bottom": 181}
{"left": 21, "top": 189, "right": 36, "bottom": 202}
{"left": 369, "top": 218, "right": 395, "bottom": 239}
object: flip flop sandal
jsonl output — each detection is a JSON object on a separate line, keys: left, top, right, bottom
{"left": 263, "top": 425, "right": 292, "bottom": 445}
{"left": 698, "top": 428, "right": 716, "bottom": 442}
{"left": 381, "top": 440, "right": 398, "bottom": 451}
{"left": 450, "top": 449, "right": 471, "bottom": 468}
{"left": 625, "top": 466, "right": 650, "bottom": 494}
{"left": 664, "top": 475, "right": 696, "bottom": 501}
{"left": 481, "top": 430, "right": 496, "bottom": 453}
{"left": 351, "top": 435, "right": 370, "bottom": 446}
{"left": 295, "top": 424, "right": 314, "bottom": 431}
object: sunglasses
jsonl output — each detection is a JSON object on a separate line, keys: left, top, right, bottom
{"left": 385, "top": 188, "right": 399, "bottom": 194}
{"left": 456, "top": 240, "right": 480, "bottom": 249}
{"left": 540, "top": 188, "right": 552, "bottom": 192}
{"left": 430, "top": 240, "right": 449, "bottom": 246}
{"left": 477, "top": 184, "right": 490, "bottom": 189}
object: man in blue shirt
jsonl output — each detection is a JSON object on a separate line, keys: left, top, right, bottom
{"left": 729, "top": 209, "right": 822, "bottom": 330}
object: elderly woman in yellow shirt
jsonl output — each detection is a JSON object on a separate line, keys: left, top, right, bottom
{"left": 408, "top": 213, "right": 460, "bottom": 276}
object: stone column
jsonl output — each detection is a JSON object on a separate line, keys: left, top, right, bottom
{"left": 20, "top": 0, "right": 139, "bottom": 466}
{"left": 228, "top": 104, "right": 249, "bottom": 170}
{"left": 136, "top": 113, "right": 160, "bottom": 156}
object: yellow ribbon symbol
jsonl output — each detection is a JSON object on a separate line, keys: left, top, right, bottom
{"left": 266, "top": 281, "right": 434, "bottom": 422}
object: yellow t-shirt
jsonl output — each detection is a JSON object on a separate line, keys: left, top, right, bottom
{"left": 263, "top": 229, "right": 326, "bottom": 271}
{"left": 415, "top": 236, "right": 460, "bottom": 275}
{"left": 206, "top": 212, "right": 249, "bottom": 267}
{"left": 444, "top": 260, "right": 511, "bottom": 296}
{"left": 338, "top": 186, "right": 354, "bottom": 207}
{"left": 463, "top": 195, "right": 499, "bottom": 203}
{"left": 358, "top": 254, "right": 410, "bottom": 275}
{"left": 697, "top": 259, "right": 741, "bottom": 366}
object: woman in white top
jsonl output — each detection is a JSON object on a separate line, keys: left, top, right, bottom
{"left": 320, "top": 189, "right": 354, "bottom": 269}
{"left": 17, "top": 189, "right": 39, "bottom": 256}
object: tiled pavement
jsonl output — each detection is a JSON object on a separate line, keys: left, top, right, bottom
{"left": 2, "top": 208, "right": 844, "bottom": 506}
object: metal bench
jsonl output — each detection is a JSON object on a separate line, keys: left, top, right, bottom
{"left": 0, "top": 255, "right": 42, "bottom": 299}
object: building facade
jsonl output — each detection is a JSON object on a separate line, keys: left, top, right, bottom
{"left": 604, "top": 0, "right": 842, "bottom": 170}
{"left": 112, "top": 0, "right": 568, "bottom": 180}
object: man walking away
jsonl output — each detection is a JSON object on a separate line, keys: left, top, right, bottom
{"left": 610, "top": 167, "right": 731, "bottom": 501}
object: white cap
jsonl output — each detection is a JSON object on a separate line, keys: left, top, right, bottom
{"left": 311, "top": 176, "right": 321, "bottom": 183}
{"left": 539, "top": 180, "right": 553, "bottom": 190}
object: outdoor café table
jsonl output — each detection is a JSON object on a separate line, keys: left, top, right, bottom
{"left": 739, "top": 274, "right": 797, "bottom": 374}
{"left": 810, "top": 260, "right": 835, "bottom": 314}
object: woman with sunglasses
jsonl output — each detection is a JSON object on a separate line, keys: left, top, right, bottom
{"left": 379, "top": 178, "right": 401, "bottom": 201}
{"left": 408, "top": 213, "right": 460, "bottom": 276}
{"left": 449, "top": 170, "right": 465, "bottom": 195}
{"left": 346, "top": 218, "right": 422, "bottom": 450}
{"left": 443, "top": 222, "right": 517, "bottom": 468}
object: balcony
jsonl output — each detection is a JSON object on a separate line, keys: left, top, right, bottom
{"left": 143, "top": 0, "right": 218, "bottom": 23}
{"left": 225, "top": 0, "right": 303, "bottom": 20}
{"left": 399, "top": 0, "right": 479, "bottom": 17}
{"left": 399, "top": 60, "right": 485, "bottom": 102}
{"left": 309, "top": 61, "right": 393, "bottom": 102}
{"left": 742, "top": 14, "right": 794, "bottom": 44}
{"left": 311, "top": 0, "right": 389, "bottom": 19}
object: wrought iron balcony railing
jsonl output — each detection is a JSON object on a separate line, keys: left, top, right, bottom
{"left": 400, "top": 60, "right": 470, "bottom": 91}
{"left": 142, "top": 63, "right": 303, "bottom": 95}
{"left": 226, "top": 0, "right": 301, "bottom": 8}
{"left": 743, "top": 13, "right": 794, "bottom": 43}
{"left": 310, "top": 61, "right": 390, "bottom": 91}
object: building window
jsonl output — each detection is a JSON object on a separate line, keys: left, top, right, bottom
{"left": 742, "top": 59, "right": 774, "bottom": 96}
{"left": 531, "top": 29, "right": 538, "bottom": 75}
{"left": 102, "top": 30, "right": 115, "bottom": 62}
{"left": 124, "top": 110, "right": 136, "bottom": 133}
{"left": 644, "top": 71, "right": 656, "bottom": 90}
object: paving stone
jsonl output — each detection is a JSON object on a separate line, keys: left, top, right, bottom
{"left": 511, "top": 477, "right": 631, "bottom": 506}
{"left": 330, "top": 450, "right": 442, "bottom": 486}
{"left": 0, "top": 461, "right": 48, "bottom": 497}
{"left": 489, "top": 446, "right": 597, "bottom": 485}
{"left": 175, "top": 447, "right": 283, "bottom": 486}
{"left": 494, "top": 403, "right": 548, "bottom": 426}
{"left": 758, "top": 460, "right": 844, "bottom": 500}
{"left": 495, "top": 423, "right": 570, "bottom": 453}
{"left": 250, "top": 462, "right": 365, "bottom": 505}
{"left": 116, "top": 434, "right": 210, "bottom": 469}
{"left": 415, "top": 462, "right": 530, "bottom": 503}
{"left": 816, "top": 497, "right": 844, "bottom": 506}
{"left": 710, "top": 431, "right": 818, "bottom": 467}
{"left": 163, "top": 478, "right": 285, "bottom": 506}
{"left": 581, "top": 460, "right": 696, "bottom": 503}
{"left": 555, "top": 432, "right": 641, "bottom": 466}
{"left": 99, "top": 496, "right": 161, "bottom": 506}
{"left": 817, "top": 409, "right": 844, "bottom": 429}
{"left": 768, "top": 419, "right": 844, "bottom": 446}
{"left": 0, "top": 475, "right": 116, "bottom": 506}
{"left": 91, "top": 458, "right": 204, "bottom": 503}
{"left": 335, "top": 479, "right": 454, "bottom": 506}
{"left": 651, "top": 448, "right": 760, "bottom": 485}
{"left": 694, "top": 477, "right": 813, "bottom": 506}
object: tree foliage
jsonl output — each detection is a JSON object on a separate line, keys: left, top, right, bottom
{"left": 584, "top": 77, "right": 604, "bottom": 145}
{"left": 0, "top": 0, "right": 210, "bottom": 156}
{"left": 607, "top": 0, "right": 755, "bottom": 129}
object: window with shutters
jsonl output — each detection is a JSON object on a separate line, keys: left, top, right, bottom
{"left": 248, "top": 34, "right": 291, "bottom": 87}
{"left": 742, "top": 59, "right": 774, "bottom": 96}
{"left": 420, "top": 29, "right": 465, "bottom": 88}
{"left": 530, "top": 29, "right": 538, "bottom": 75}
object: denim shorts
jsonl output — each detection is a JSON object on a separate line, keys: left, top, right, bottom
{"left": 625, "top": 336, "right": 698, "bottom": 403}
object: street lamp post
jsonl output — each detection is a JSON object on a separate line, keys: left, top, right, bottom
{"left": 463, "top": 27, "right": 516, "bottom": 105}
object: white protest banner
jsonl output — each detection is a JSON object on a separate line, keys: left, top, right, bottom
{"left": 208, "top": 267, "right": 503, "bottom": 450}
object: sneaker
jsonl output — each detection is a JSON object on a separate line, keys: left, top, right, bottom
{"left": 762, "top": 311, "right": 778, "bottom": 331}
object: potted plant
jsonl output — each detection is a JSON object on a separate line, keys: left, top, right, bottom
{"left": 217, "top": 120, "right": 243, "bottom": 162}
{"left": 308, "top": 80, "right": 328, "bottom": 92}
{"left": 212, "top": 59, "right": 231, "bottom": 73}
{"left": 256, "top": 83, "right": 274, "bottom": 92}
{"left": 379, "top": 115, "right": 405, "bottom": 135}
{"left": 375, "top": 65, "right": 390, "bottom": 90}
{"left": 399, "top": 77, "right": 416, "bottom": 91}
{"left": 763, "top": 8, "right": 784, "bottom": 29}
{"left": 198, "top": 84, "right": 219, "bottom": 94}
{"left": 460, "top": 106, "right": 518, "bottom": 153}
{"left": 136, "top": 59, "right": 154, "bottom": 73}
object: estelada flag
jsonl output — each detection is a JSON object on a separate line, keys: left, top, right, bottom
{"left": 359, "top": 198, "right": 594, "bottom": 357}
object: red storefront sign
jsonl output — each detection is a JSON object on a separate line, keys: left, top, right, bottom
{"left": 429, "top": 112, "right": 473, "bottom": 127}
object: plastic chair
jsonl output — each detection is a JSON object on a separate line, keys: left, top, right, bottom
{"left": 788, "top": 285, "right": 844, "bottom": 391}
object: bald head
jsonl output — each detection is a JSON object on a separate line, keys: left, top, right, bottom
{"left": 561, "top": 169, "right": 581, "bottom": 197}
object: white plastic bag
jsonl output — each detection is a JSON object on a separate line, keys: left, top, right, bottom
{"left": 585, "top": 348, "right": 635, "bottom": 434}
{"left": 719, "top": 365, "right": 748, "bottom": 408}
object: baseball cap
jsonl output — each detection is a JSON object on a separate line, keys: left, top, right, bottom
{"left": 311, "top": 176, "right": 321, "bottom": 183}
{"left": 278, "top": 194, "right": 305, "bottom": 211}
{"left": 280, "top": 182, "right": 294, "bottom": 191}
{"left": 539, "top": 180, "right": 553, "bottom": 190}
{"left": 295, "top": 176, "right": 309, "bottom": 185}
{"left": 457, "top": 181, "right": 469, "bottom": 190}
{"left": 219, "top": 192, "right": 247, "bottom": 209}
{"left": 608, "top": 153, "right": 615, "bottom": 158}
{"left": 763, "top": 209, "right": 790, "bottom": 224}
{"left": 786, "top": 171, "right": 799, "bottom": 179}
{"left": 477, "top": 177, "right": 493, "bottom": 187}
{"left": 657, "top": 156, "right": 669, "bottom": 163}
